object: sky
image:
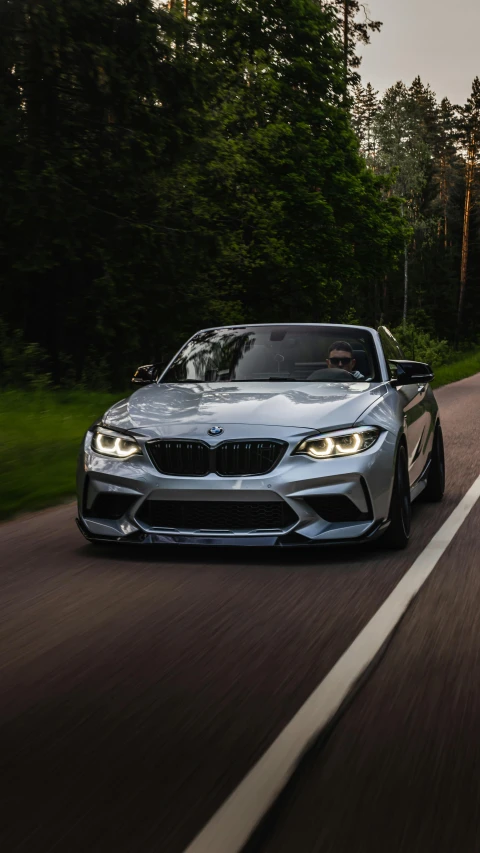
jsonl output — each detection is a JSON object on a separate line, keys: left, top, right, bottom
{"left": 358, "top": 0, "right": 480, "bottom": 106}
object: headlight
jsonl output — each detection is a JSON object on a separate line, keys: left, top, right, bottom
{"left": 294, "top": 426, "right": 381, "bottom": 459}
{"left": 92, "top": 428, "right": 141, "bottom": 458}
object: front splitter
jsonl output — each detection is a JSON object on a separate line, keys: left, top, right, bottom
{"left": 76, "top": 517, "right": 389, "bottom": 548}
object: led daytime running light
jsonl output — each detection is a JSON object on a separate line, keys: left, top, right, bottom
{"left": 92, "top": 429, "right": 141, "bottom": 458}
{"left": 336, "top": 433, "right": 362, "bottom": 454}
{"left": 296, "top": 427, "right": 380, "bottom": 460}
{"left": 304, "top": 436, "right": 335, "bottom": 458}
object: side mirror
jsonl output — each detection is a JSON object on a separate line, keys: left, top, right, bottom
{"left": 131, "top": 362, "right": 166, "bottom": 385}
{"left": 389, "top": 359, "right": 434, "bottom": 387}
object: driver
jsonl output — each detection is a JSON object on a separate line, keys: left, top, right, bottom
{"left": 326, "top": 341, "right": 365, "bottom": 379}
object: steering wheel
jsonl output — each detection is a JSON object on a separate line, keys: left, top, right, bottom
{"left": 307, "top": 367, "right": 355, "bottom": 381}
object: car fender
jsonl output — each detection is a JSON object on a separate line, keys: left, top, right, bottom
{"left": 353, "top": 383, "right": 408, "bottom": 515}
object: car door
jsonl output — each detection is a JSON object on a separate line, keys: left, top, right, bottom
{"left": 378, "top": 326, "right": 430, "bottom": 486}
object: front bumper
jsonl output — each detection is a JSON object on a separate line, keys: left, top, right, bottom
{"left": 76, "top": 423, "right": 397, "bottom": 546}
{"left": 75, "top": 515, "right": 391, "bottom": 547}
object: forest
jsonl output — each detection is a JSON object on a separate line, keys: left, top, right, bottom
{"left": 1, "top": 0, "right": 479, "bottom": 390}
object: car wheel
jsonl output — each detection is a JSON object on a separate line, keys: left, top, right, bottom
{"left": 421, "top": 423, "right": 445, "bottom": 503}
{"left": 382, "top": 444, "right": 411, "bottom": 550}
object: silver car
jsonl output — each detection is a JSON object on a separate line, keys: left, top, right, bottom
{"left": 76, "top": 323, "right": 445, "bottom": 550}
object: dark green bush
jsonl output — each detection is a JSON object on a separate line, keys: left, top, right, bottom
{"left": 392, "top": 323, "right": 452, "bottom": 369}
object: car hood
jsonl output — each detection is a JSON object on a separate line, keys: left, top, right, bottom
{"left": 102, "top": 381, "right": 386, "bottom": 434}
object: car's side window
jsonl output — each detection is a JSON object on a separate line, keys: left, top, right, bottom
{"left": 378, "top": 326, "right": 405, "bottom": 379}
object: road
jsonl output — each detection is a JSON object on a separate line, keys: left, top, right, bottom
{"left": 1, "top": 373, "right": 480, "bottom": 853}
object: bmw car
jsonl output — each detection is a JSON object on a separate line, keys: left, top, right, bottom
{"left": 76, "top": 323, "right": 445, "bottom": 550}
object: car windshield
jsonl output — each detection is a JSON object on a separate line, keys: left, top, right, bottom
{"left": 160, "top": 325, "right": 381, "bottom": 383}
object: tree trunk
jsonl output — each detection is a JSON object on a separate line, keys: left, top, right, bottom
{"left": 439, "top": 154, "right": 448, "bottom": 249}
{"left": 343, "top": 1, "right": 349, "bottom": 87}
{"left": 457, "top": 146, "right": 475, "bottom": 337}
{"left": 401, "top": 203, "right": 408, "bottom": 328}
{"left": 169, "top": 0, "right": 188, "bottom": 14}
{"left": 381, "top": 274, "right": 388, "bottom": 323}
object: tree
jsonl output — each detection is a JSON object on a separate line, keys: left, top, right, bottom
{"left": 374, "top": 82, "right": 429, "bottom": 324}
{"left": 352, "top": 82, "right": 379, "bottom": 165}
{"left": 179, "top": 0, "right": 405, "bottom": 325}
{"left": 0, "top": 0, "right": 183, "bottom": 383}
{"left": 327, "top": 0, "right": 381, "bottom": 88}
{"left": 457, "top": 77, "right": 480, "bottom": 338}
{"left": 436, "top": 98, "right": 458, "bottom": 248}
{"left": 0, "top": 0, "right": 407, "bottom": 388}
{"left": 353, "top": 75, "right": 479, "bottom": 340}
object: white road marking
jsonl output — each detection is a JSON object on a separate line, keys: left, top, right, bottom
{"left": 183, "top": 474, "right": 480, "bottom": 853}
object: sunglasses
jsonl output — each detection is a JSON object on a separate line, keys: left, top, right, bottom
{"left": 328, "top": 356, "right": 353, "bottom": 366}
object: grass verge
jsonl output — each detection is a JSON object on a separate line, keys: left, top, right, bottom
{"left": 431, "top": 350, "right": 480, "bottom": 389}
{"left": 0, "top": 389, "right": 122, "bottom": 521}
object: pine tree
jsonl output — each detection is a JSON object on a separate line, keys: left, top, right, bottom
{"left": 374, "top": 82, "right": 431, "bottom": 324}
{"left": 327, "top": 0, "right": 381, "bottom": 88}
{"left": 0, "top": 0, "right": 177, "bottom": 382}
{"left": 0, "top": 0, "right": 408, "bottom": 385}
{"left": 457, "top": 77, "right": 480, "bottom": 338}
{"left": 181, "top": 0, "right": 404, "bottom": 324}
{"left": 436, "top": 98, "right": 458, "bottom": 248}
{"left": 408, "top": 77, "right": 439, "bottom": 146}
{"left": 352, "top": 82, "right": 379, "bottom": 165}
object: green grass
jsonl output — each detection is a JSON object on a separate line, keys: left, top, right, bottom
{"left": 431, "top": 350, "right": 480, "bottom": 389}
{"left": 0, "top": 389, "right": 123, "bottom": 521}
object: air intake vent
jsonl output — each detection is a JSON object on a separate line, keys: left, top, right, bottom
{"left": 304, "top": 494, "right": 372, "bottom": 523}
{"left": 136, "top": 500, "right": 298, "bottom": 532}
{"left": 85, "top": 493, "right": 136, "bottom": 520}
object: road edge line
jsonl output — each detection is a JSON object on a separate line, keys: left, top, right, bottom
{"left": 183, "top": 474, "right": 480, "bottom": 853}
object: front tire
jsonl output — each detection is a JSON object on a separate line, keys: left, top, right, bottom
{"left": 382, "top": 444, "right": 411, "bottom": 550}
{"left": 421, "top": 424, "right": 445, "bottom": 503}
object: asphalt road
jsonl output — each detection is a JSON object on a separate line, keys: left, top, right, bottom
{"left": 1, "top": 373, "right": 480, "bottom": 853}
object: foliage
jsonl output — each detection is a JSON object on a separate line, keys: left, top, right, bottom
{"left": 0, "top": 321, "right": 52, "bottom": 389}
{"left": 352, "top": 82, "right": 379, "bottom": 164}
{"left": 391, "top": 322, "right": 451, "bottom": 369}
{"left": 0, "top": 0, "right": 405, "bottom": 389}
{"left": 456, "top": 77, "right": 480, "bottom": 335}
{"left": 0, "top": 389, "right": 120, "bottom": 519}
{"left": 326, "top": 1, "right": 382, "bottom": 80}
{"left": 353, "top": 74, "right": 480, "bottom": 342}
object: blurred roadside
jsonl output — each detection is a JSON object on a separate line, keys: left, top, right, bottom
{"left": 1, "top": 352, "right": 479, "bottom": 523}
{"left": 0, "top": 389, "right": 120, "bottom": 521}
